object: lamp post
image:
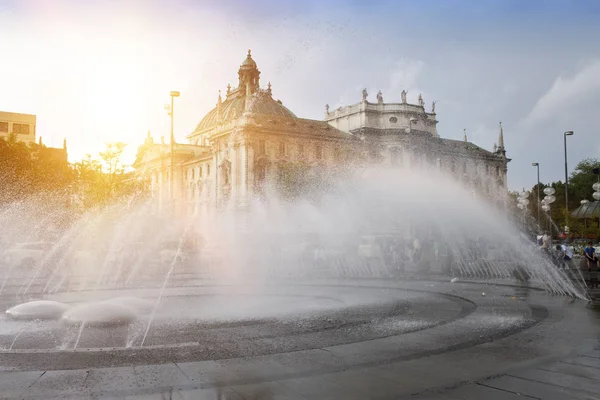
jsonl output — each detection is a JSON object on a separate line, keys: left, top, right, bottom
{"left": 543, "top": 187, "right": 556, "bottom": 239}
{"left": 532, "top": 162, "right": 540, "bottom": 228}
{"left": 563, "top": 131, "right": 574, "bottom": 235}
{"left": 167, "top": 91, "right": 180, "bottom": 207}
{"left": 593, "top": 178, "right": 600, "bottom": 229}
{"left": 517, "top": 190, "right": 530, "bottom": 232}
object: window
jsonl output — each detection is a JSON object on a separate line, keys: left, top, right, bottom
{"left": 207, "top": 164, "right": 211, "bottom": 176}
{"left": 334, "top": 147, "right": 342, "bottom": 162}
{"left": 279, "top": 142, "right": 286, "bottom": 156}
{"left": 389, "top": 116, "right": 398, "bottom": 123}
{"left": 191, "top": 168, "right": 195, "bottom": 180}
{"left": 13, "top": 123, "right": 30, "bottom": 135}
{"left": 258, "top": 140, "right": 266, "bottom": 155}
{"left": 0, "top": 122, "right": 7, "bottom": 132}
{"left": 199, "top": 166, "right": 203, "bottom": 178}
{"left": 315, "top": 145, "right": 323, "bottom": 160}
{"left": 298, "top": 144, "right": 304, "bottom": 158}
{"left": 496, "top": 166, "right": 500, "bottom": 176}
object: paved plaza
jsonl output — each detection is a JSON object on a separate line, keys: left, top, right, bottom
{"left": 0, "top": 279, "right": 598, "bottom": 399}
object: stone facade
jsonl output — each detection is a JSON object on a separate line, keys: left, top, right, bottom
{"left": 135, "top": 51, "right": 510, "bottom": 215}
{"left": 134, "top": 50, "right": 359, "bottom": 215}
{"left": 325, "top": 91, "right": 510, "bottom": 203}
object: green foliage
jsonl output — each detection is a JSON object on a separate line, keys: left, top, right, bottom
{"left": 0, "top": 139, "right": 146, "bottom": 210}
{"left": 0, "top": 137, "right": 74, "bottom": 204}
{"left": 528, "top": 158, "right": 600, "bottom": 238}
{"left": 74, "top": 143, "right": 146, "bottom": 209}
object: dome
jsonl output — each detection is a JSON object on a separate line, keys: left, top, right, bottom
{"left": 193, "top": 92, "right": 297, "bottom": 133}
{"left": 240, "top": 49, "right": 257, "bottom": 69}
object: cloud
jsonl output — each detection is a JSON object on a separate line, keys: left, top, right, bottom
{"left": 523, "top": 60, "right": 600, "bottom": 126}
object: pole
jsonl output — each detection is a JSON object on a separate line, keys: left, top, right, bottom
{"left": 170, "top": 95, "right": 175, "bottom": 204}
{"left": 564, "top": 133, "right": 569, "bottom": 238}
{"left": 536, "top": 164, "right": 540, "bottom": 228}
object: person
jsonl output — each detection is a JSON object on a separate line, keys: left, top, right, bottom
{"left": 555, "top": 244, "right": 573, "bottom": 268}
{"left": 584, "top": 242, "right": 599, "bottom": 271}
{"left": 541, "top": 232, "right": 551, "bottom": 250}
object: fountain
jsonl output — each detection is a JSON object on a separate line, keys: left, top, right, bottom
{"left": 0, "top": 165, "right": 592, "bottom": 398}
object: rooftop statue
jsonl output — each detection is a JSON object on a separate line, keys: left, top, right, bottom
{"left": 418, "top": 94, "right": 424, "bottom": 108}
{"left": 431, "top": 101, "right": 436, "bottom": 113}
{"left": 401, "top": 90, "right": 407, "bottom": 104}
{"left": 377, "top": 90, "right": 383, "bottom": 104}
{"left": 362, "top": 88, "right": 368, "bottom": 101}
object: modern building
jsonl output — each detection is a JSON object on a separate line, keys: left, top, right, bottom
{"left": 0, "top": 111, "right": 36, "bottom": 144}
{"left": 134, "top": 50, "right": 510, "bottom": 215}
{"left": 0, "top": 110, "right": 68, "bottom": 163}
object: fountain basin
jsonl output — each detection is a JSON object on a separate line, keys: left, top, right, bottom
{"left": 5, "top": 300, "right": 71, "bottom": 321}
{"left": 62, "top": 303, "right": 137, "bottom": 327}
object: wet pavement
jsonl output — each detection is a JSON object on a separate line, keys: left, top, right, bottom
{"left": 0, "top": 279, "right": 598, "bottom": 399}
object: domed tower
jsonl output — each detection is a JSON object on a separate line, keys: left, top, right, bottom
{"left": 238, "top": 49, "right": 260, "bottom": 97}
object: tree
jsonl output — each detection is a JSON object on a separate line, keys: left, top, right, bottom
{"left": 72, "top": 143, "right": 147, "bottom": 209}
{"left": 569, "top": 158, "right": 600, "bottom": 207}
{"left": 99, "top": 142, "right": 127, "bottom": 199}
{"left": 527, "top": 158, "right": 600, "bottom": 238}
{"left": 0, "top": 137, "right": 74, "bottom": 204}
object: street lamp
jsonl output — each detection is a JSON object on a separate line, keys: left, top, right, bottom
{"left": 593, "top": 180, "right": 600, "bottom": 228}
{"left": 517, "top": 190, "right": 530, "bottom": 231}
{"left": 564, "top": 130, "right": 574, "bottom": 235}
{"left": 542, "top": 187, "right": 556, "bottom": 238}
{"left": 167, "top": 90, "right": 180, "bottom": 205}
{"left": 532, "top": 162, "right": 540, "bottom": 228}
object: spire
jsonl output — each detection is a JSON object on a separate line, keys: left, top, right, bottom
{"left": 495, "top": 121, "right": 506, "bottom": 157}
{"left": 226, "top": 83, "right": 231, "bottom": 95}
{"left": 38, "top": 136, "right": 42, "bottom": 146}
{"left": 63, "top": 138, "right": 67, "bottom": 151}
{"left": 217, "top": 90, "right": 222, "bottom": 120}
{"left": 267, "top": 81, "right": 272, "bottom": 96}
{"left": 238, "top": 49, "right": 260, "bottom": 96}
{"left": 145, "top": 130, "right": 154, "bottom": 145}
{"left": 463, "top": 128, "right": 467, "bottom": 142}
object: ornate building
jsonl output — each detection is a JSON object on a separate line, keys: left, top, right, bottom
{"left": 135, "top": 50, "right": 510, "bottom": 215}
{"left": 134, "top": 50, "right": 359, "bottom": 215}
{"left": 324, "top": 90, "right": 510, "bottom": 204}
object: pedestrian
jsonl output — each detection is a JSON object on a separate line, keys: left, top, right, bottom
{"left": 584, "top": 242, "right": 599, "bottom": 272}
{"left": 554, "top": 244, "right": 573, "bottom": 269}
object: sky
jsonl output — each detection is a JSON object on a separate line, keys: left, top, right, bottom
{"left": 1, "top": 0, "right": 599, "bottom": 190}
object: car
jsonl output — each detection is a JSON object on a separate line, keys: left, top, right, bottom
{"left": 2, "top": 242, "right": 52, "bottom": 269}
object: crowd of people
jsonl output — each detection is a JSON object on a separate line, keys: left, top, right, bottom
{"left": 537, "top": 232, "right": 599, "bottom": 273}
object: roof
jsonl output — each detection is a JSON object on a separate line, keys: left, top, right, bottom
{"left": 248, "top": 114, "right": 358, "bottom": 141}
{"left": 570, "top": 201, "right": 600, "bottom": 219}
{"left": 352, "top": 128, "right": 502, "bottom": 159}
{"left": 440, "top": 138, "right": 498, "bottom": 158}
{"left": 192, "top": 91, "right": 297, "bottom": 134}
